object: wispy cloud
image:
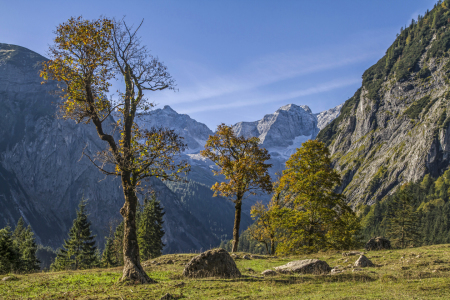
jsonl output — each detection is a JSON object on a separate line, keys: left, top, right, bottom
{"left": 179, "top": 77, "right": 360, "bottom": 114}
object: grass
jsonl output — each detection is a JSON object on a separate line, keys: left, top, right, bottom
{"left": 3, "top": 245, "right": 450, "bottom": 299}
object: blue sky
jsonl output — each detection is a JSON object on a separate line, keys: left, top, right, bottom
{"left": 0, "top": 0, "right": 438, "bottom": 130}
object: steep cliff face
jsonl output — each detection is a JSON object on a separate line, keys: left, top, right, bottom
{"left": 0, "top": 43, "right": 219, "bottom": 252}
{"left": 318, "top": 4, "right": 450, "bottom": 206}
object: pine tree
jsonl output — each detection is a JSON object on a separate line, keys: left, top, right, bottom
{"left": 12, "top": 218, "right": 40, "bottom": 272}
{"left": 137, "top": 196, "right": 165, "bottom": 260}
{"left": 0, "top": 226, "right": 19, "bottom": 274}
{"left": 386, "top": 187, "right": 421, "bottom": 248}
{"left": 19, "top": 226, "right": 40, "bottom": 272}
{"left": 51, "top": 199, "right": 97, "bottom": 270}
{"left": 112, "top": 221, "right": 124, "bottom": 266}
{"left": 102, "top": 236, "right": 118, "bottom": 268}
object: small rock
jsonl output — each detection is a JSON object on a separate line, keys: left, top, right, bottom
{"left": 331, "top": 268, "right": 342, "bottom": 274}
{"left": 231, "top": 254, "right": 239, "bottom": 259}
{"left": 2, "top": 276, "right": 14, "bottom": 281}
{"left": 342, "top": 251, "right": 364, "bottom": 257}
{"left": 344, "top": 259, "right": 349, "bottom": 263}
{"left": 274, "top": 259, "right": 331, "bottom": 275}
{"left": 160, "top": 293, "right": 175, "bottom": 300}
{"left": 354, "top": 255, "right": 374, "bottom": 268}
{"left": 166, "top": 259, "right": 174, "bottom": 264}
{"left": 352, "top": 268, "right": 362, "bottom": 273}
{"left": 416, "top": 255, "right": 422, "bottom": 258}
{"left": 261, "top": 269, "right": 277, "bottom": 276}
{"left": 174, "top": 282, "right": 185, "bottom": 287}
{"left": 242, "top": 255, "right": 251, "bottom": 260}
{"left": 246, "top": 268, "right": 255, "bottom": 273}
{"left": 365, "top": 236, "right": 391, "bottom": 251}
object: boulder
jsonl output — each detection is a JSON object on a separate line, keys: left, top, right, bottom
{"left": 261, "top": 269, "right": 277, "bottom": 276}
{"left": 354, "top": 255, "right": 375, "bottom": 268}
{"left": 182, "top": 248, "right": 241, "bottom": 278}
{"left": 365, "top": 237, "right": 391, "bottom": 251}
{"left": 274, "top": 259, "right": 331, "bottom": 275}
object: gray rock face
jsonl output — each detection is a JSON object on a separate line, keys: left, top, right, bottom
{"left": 233, "top": 104, "right": 319, "bottom": 148}
{"left": 136, "top": 106, "right": 213, "bottom": 152}
{"left": 316, "top": 104, "right": 343, "bottom": 130}
{"left": 0, "top": 43, "right": 219, "bottom": 253}
{"left": 318, "top": 31, "right": 450, "bottom": 206}
{"left": 354, "top": 255, "right": 374, "bottom": 268}
{"left": 274, "top": 259, "right": 331, "bottom": 274}
{"left": 182, "top": 248, "right": 241, "bottom": 278}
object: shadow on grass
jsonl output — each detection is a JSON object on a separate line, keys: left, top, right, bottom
{"left": 199, "top": 273, "right": 377, "bottom": 284}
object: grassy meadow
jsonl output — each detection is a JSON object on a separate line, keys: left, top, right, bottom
{"left": 2, "top": 244, "right": 450, "bottom": 299}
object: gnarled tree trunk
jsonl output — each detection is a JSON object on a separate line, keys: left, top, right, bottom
{"left": 119, "top": 173, "right": 155, "bottom": 284}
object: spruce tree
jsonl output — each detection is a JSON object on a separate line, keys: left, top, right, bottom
{"left": 0, "top": 226, "right": 19, "bottom": 274}
{"left": 137, "top": 196, "right": 165, "bottom": 260}
{"left": 386, "top": 187, "right": 421, "bottom": 248}
{"left": 12, "top": 218, "right": 40, "bottom": 272}
{"left": 51, "top": 199, "right": 97, "bottom": 270}
{"left": 102, "top": 236, "right": 118, "bottom": 268}
{"left": 112, "top": 221, "right": 124, "bottom": 266}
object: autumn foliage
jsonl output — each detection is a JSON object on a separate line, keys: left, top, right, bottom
{"left": 201, "top": 124, "right": 272, "bottom": 252}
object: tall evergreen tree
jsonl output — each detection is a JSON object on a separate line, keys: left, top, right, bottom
{"left": 102, "top": 236, "right": 119, "bottom": 268}
{"left": 0, "top": 226, "right": 19, "bottom": 274}
{"left": 12, "top": 218, "right": 40, "bottom": 272}
{"left": 51, "top": 199, "right": 97, "bottom": 270}
{"left": 112, "top": 221, "right": 124, "bottom": 266}
{"left": 386, "top": 187, "right": 421, "bottom": 248}
{"left": 138, "top": 196, "right": 165, "bottom": 260}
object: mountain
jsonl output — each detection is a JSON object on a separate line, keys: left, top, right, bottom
{"left": 138, "top": 103, "right": 343, "bottom": 215}
{"left": 137, "top": 106, "right": 213, "bottom": 152}
{"left": 317, "top": 4, "right": 450, "bottom": 206}
{"left": 0, "top": 43, "right": 221, "bottom": 252}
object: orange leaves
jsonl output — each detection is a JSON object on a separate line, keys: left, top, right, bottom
{"left": 41, "top": 16, "right": 114, "bottom": 124}
{"left": 201, "top": 124, "right": 272, "bottom": 203}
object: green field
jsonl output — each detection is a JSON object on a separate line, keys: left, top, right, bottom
{"left": 2, "top": 244, "right": 450, "bottom": 299}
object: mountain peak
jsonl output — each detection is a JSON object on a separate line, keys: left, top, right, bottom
{"left": 278, "top": 104, "right": 312, "bottom": 114}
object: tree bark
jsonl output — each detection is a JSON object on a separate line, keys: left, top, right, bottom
{"left": 119, "top": 174, "right": 155, "bottom": 284}
{"left": 271, "top": 239, "right": 275, "bottom": 255}
{"left": 232, "top": 201, "right": 242, "bottom": 252}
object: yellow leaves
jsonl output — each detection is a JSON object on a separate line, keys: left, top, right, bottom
{"left": 201, "top": 124, "right": 272, "bottom": 202}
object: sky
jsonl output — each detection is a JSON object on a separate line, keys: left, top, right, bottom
{"left": 0, "top": 0, "right": 438, "bottom": 130}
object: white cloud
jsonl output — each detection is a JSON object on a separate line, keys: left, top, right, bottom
{"left": 179, "top": 77, "right": 360, "bottom": 114}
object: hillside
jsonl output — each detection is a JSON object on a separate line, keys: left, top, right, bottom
{"left": 2, "top": 244, "right": 450, "bottom": 299}
{"left": 318, "top": 2, "right": 450, "bottom": 206}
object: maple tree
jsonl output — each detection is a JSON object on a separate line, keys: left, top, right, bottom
{"left": 41, "top": 17, "right": 189, "bottom": 283}
{"left": 274, "top": 140, "right": 359, "bottom": 254}
{"left": 201, "top": 124, "right": 272, "bottom": 252}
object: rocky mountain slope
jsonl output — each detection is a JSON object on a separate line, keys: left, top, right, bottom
{"left": 318, "top": 3, "right": 450, "bottom": 206}
{"left": 0, "top": 43, "right": 221, "bottom": 252}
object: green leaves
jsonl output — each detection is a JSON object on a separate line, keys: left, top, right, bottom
{"left": 274, "top": 140, "right": 360, "bottom": 254}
